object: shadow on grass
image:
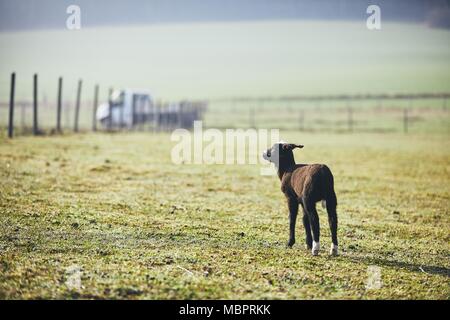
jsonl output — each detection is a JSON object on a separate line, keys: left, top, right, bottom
{"left": 347, "top": 255, "right": 450, "bottom": 277}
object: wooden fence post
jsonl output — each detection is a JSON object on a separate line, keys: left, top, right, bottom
{"left": 108, "top": 87, "right": 113, "bottom": 131}
{"left": 20, "top": 102, "right": 25, "bottom": 133}
{"left": 8, "top": 72, "right": 15, "bottom": 138}
{"left": 92, "top": 84, "right": 99, "bottom": 131}
{"left": 403, "top": 108, "right": 408, "bottom": 134}
{"left": 142, "top": 97, "right": 147, "bottom": 130}
{"left": 119, "top": 97, "right": 125, "bottom": 129}
{"left": 347, "top": 102, "right": 353, "bottom": 132}
{"left": 159, "top": 102, "right": 164, "bottom": 131}
{"left": 299, "top": 109, "right": 304, "bottom": 131}
{"left": 120, "top": 95, "right": 124, "bottom": 129}
{"left": 249, "top": 106, "right": 255, "bottom": 128}
{"left": 153, "top": 101, "right": 159, "bottom": 132}
{"left": 143, "top": 97, "right": 147, "bottom": 130}
{"left": 178, "top": 102, "right": 183, "bottom": 128}
{"left": 57, "top": 77, "right": 63, "bottom": 133}
{"left": 74, "top": 79, "right": 82, "bottom": 132}
{"left": 33, "top": 74, "right": 38, "bottom": 135}
{"left": 131, "top": 95, "right": 136, "bottom": 130}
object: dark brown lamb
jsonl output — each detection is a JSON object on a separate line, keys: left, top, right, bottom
{"left": 263, "top": 142, "right": 338, "bottom": 256}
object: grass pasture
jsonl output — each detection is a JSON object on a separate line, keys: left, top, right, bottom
{"left": 0, "top": 18, "right": 449, "bottom": 300}
{"left": 0, "top": 130, "right": 449, "bottom": 299}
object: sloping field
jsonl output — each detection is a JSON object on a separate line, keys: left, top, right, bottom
{"left": 0, "top": 131, "right": 449, "bottom": 299}
{"left": 0, "top": 21, "right": 449, "bottom": 102}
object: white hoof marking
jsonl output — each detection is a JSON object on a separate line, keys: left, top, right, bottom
{"left": 330, "top": 244, "right": 339, "bottom": 256}
{"left": 312, "top": 241, "right": 320, "bottom": 256}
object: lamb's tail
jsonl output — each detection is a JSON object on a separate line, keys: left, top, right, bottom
{"left": 321, "top": 165, "right": 337, "bottom": 209}
{"left": 324, "top": 189, "right": 337, "bottom": 208}
{"left": 321, "top": 192, "right": 337, "bottom": 209}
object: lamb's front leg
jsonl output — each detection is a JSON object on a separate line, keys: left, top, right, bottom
{"left": 287, "top": 198, "right": 299, "bottom": 248}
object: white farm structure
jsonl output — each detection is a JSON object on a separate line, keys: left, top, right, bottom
{"left": 96, "top": 89, "right": 205, "bottom": 130}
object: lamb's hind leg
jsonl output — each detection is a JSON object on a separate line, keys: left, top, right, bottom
{"left": 304, "top": 199, "right": 320, "bottom": 256}
{"left": 326, "top": 193, "right": 339, "bottom": 256}
{"left": 301, "top": 204, "right": 313, "bottom": 250}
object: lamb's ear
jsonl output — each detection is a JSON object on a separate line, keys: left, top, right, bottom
{"left": 283, "top": 143, "right": 304, "bottom": 150}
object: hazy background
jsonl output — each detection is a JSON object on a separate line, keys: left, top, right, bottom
{"left": 0, "top": 0, "right": 449, "bottom": 101}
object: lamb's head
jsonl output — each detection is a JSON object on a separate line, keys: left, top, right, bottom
{"left": 262, "top": 141, "right": 304, "bottom": 165}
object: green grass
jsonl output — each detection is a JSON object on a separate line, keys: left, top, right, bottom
{"left": 0, "top": 130, "right": 449, "bottom": 299}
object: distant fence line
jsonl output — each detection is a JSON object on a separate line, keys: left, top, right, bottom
{"left": 204, "top": 97, "right": 449, "bottom": 134}
{"left": 211, "top": 93, "right": 450, "bottom": 103}
{"left": 2, "top": 72, "right": 205, "bottom": 138}
{"left": 202, "top": 92, "right": 450, "bottom": 134}
{"left": 2, "top": 72, "right": 449, "bottom": 137}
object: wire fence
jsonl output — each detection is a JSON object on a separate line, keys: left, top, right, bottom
{"left": 1, "top": 73, "right": 449, "bottom": 137}
{"left": 203, "top": 99, "right": 450, "bottom": 134}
